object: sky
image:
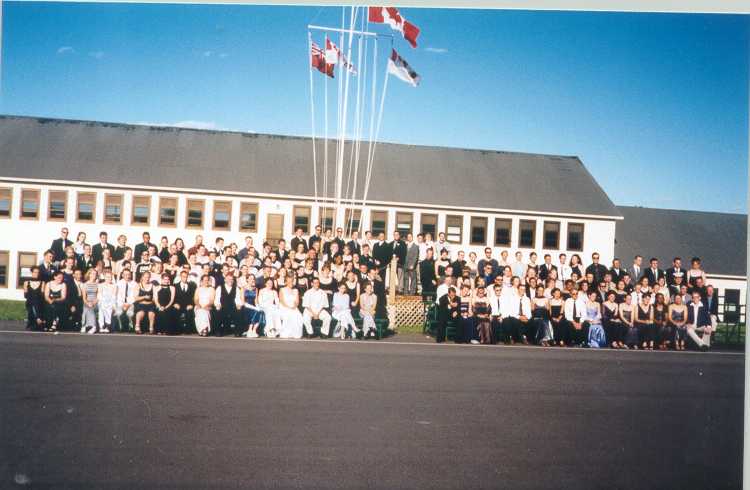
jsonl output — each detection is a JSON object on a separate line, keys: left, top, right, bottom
{"left": 0, "top": 3, "right": 748, "bottom": 214}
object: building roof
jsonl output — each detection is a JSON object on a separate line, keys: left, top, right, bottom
{"left": 615, "top": 206, "right": 747, "bottom": 277}
{"left": 0, "top": 115, "right": 621, "bottom": 218}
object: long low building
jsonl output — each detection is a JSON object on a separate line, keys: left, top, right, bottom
{"left": 0, "top": 115, "right": 745, "bottom": 311}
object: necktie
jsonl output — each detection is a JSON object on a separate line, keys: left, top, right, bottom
{"left": 572, "top": 301, "right": 577, "bottom": 320}
{"left": 124, "top": 282, "right": 129, "bottom": 299}
{"left": 518, "top": 299, "right": 522, "bottom": 316}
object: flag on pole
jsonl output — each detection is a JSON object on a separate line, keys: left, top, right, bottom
{"left": 311, "top": 41, "right": 334, "bottom": 78}
{"left": 368, "top": 7, "right": 420, "bottom": 48}
{"left": 387, "top": 49, "right": 420, "bottom": 87}
{"left": 325, "top": 38, "right": 357, "bottom": 75}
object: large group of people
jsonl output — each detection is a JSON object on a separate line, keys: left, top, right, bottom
{"left": 23, "top": 225, "right": 720, "bottom": 350}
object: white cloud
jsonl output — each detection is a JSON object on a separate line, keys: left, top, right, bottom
{"left": 425, "top": 47, "right": 448, "bottom": 54}
{"left": 133, "top": 120, "right": 221, "bottom": 130}
{"left": 57, "top": 46, "right": 74, "bottom": 55}
{"left": 88, "top": 51, "right": 105, "bottom": 59}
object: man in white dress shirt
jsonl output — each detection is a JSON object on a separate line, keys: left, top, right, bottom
{"left": 115, "top": 269, "right": 137, "bottom": 332}
{"left": 500, "top": 284, "right": 531, "bottom": 344}
{"left": 302, "top": 278, "right": 332, "bottom": 337}
{"left": 563, "top": 288, "right": 589, "bottom": 347}
{"left": 435, "top": 276, "right": 453, "bottom": 305}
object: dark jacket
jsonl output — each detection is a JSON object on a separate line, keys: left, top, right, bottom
{"left": 666, "top": 267, "right": 688, "bottom": 286}
{"left": 391, "top": 239, "right": 407, "bottom": 267}
{"left": 438, "top": 293, "right": 459, "bottom": 322}
{"left": 173, "top": 281, "right": 197, "bottom": 309}
{"left": 687, "top": 302, "right": 712, "bottom": 327}
{"left": 585, "top": 263, "right": 609, "bottom": 285}
{"left": 50, "top": 238, "right": 73, "bottom": 263}
{"left": 92, "top": 242, "right": 115, "bottom": 264}
{"left": 372, "top": 241, "right": 392, "bottom": 269}
{"left": 644, "top": 268, "right": 665, "bottom": 287}
{"left": 133, "top": 242, "right": 152, "bottom": 262}
{"left": 538, "top": 263, "right": 557, "bottom": 281}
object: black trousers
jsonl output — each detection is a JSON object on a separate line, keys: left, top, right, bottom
{"left": 501, "top": 317, "right": 529, "bottom": 342}
{"left": 551, "top": 318, "right": 567, "bottom": 344}
{"left": 45, "top": 301, "right": 67, "bottom": 330}
{"left": 603, "top": 319, "right": 624, "bottom": 344}
{"left": 561, "top": 319, "right": 589, "bottom": 345}
{"left": 436, "top": 316, "right": 449, "bottom": 343}
{"left": 174, "top": 307, "right": 195, "bottom": 334}
{"left": 215, "top": 307, "right": 242, "bottom": 336}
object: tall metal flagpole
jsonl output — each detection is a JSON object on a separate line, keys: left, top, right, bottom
{"left": 0, "top": 0, "right": 4, "bottom": 96}
{"left": 308, "top": 31, "right": 318, "bottom": 207}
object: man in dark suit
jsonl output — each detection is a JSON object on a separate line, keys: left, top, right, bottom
{"left": 347, "top": 231, "right": 362, "bottom": 256}
{"left": 687, "top": 291, "right": 713, "bottom": 351}
{"left": 133, "top": 232, "right": 152, "bottom": 264}
{"left": 332, "top": 228, "right": 346, "bottom": 254}
{"left": 276, "top": 239, "right": 290, "bottom": 264}
{"left": 173, "top": 270, "right": 196, "bottom": 334}
{"left": 290, "top": 228, "right": 308, "bottom": 254}
{"left": 644, "top": 258, "right": 665, "bottom": 286}
{"left": 628, "top": 255, "right": 644, "bottom": 284}
{"left": 359, "top": 244, "right": 375, "bottom": 271}
{"left": 477, "top": 248, "right": 499, "bottom": 278}
{"left": 308, "top": 225, "right": 322, "bottom": 251}
{"left": 538, "top": 254, "right": 557, "bottom": 282}
{"left": 372, "top": 232, "right": 392, "bottom": 275}
{"left": 436, "top": 286, "right": 459, "bottom": 343}
{"left": 77, "top": 244, "right": 95, "bottom": 274}
{"left": 391, "top": 230, "right": 407, "bottom": 293}
{"left": 585, "top": 252, "right": 608, "bottom": 285}
{"left": 666, "top": 257, "right": 688, "bottom": 286}
{"left": 92, "top": 231, "right": 115, "bottom": 265}
{"left": 39, "top": 250, "right": 57, "bottom": 283}
{"left": 50, "top": 227, "right": 73, "bottom": 264}
{"left": 609, "top": 258, "right": 626, "bottom": 283}
{"left": 451, "top": 250, "right": 467, "bottom": 279}
{"left": 402, "top": 233, "right": 420, "bottom": 295}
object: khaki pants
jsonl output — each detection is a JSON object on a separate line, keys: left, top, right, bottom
{"left": 687, "top": 324, "right": 712, "bottom": 348}
{"left": 303, "top": 309, "right": 332, "bottom": 336}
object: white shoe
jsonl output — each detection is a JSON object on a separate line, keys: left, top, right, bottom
{"left": 470, "top": 339, "right": 479, "bottom": 345}
{"left": 87, "top": 326, "right": 97, "bottom": 334}
{"left": 80, "top": 327, "right": 87, "bottom": 333}
{"left": 101, "top": 328, "right": 110, "bottom": 333}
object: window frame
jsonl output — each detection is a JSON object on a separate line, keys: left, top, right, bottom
{"left": 344, "top": 208, "right": 362, "bottom": 237}
{"left": 319, "top": 207, "right": 335, "bottom": 231}
{"left": 47, "top": 190, "right": 68, "bottom": 222}
{"left": 186, "top": 199, "right": 205, "bottom": 229}
{"left": 16, "top": 251, "right": 37, "bottom": 289}
{"left": 20, "top": 189, "right": 40, "bottom": 221}
{"left": 493, "top": 217, "right": 512, "bottom": 247}
{"left": 293, "top": 205, "right": 311, "bottom": 234}
{"left": 0, "top": 250, "right": 9, "bottom": 287}
{"left": 470, "top": 216, "right": 488, "bottom": 246}
{"left": 395, "top": 212, "right": 413, "bottom": 236}
{"left": 239, "top": 202, "right": 258, "bottom": 233}
{"left": 0, "top": 187, "right": 12, "bottom": 219}
{"left": 212, "top": 200, "right": 232, "bottom": 231}
{"left": 266, "top": 213, "right": 285, "bottom": 246}
{"left": 420, "top": 213, "right": 438, "bottom": 237}
{"left": 158, "top": 196, "right": 178, "bottom": 228}
{"left": 543, "top": 221, "right": 561, "bottom": 250}
{"left": 131, "top": 195, "right": 151, "bottom": 226}
{"left": 566, "top": 222, "right": 585, "bottom": 252}
{"left": 445, "top": 215, "right": 464, "bottom": 244}
{"left": 370, "top": 210, "right": 389, "bottom": 237}
{"left": 75, "top": 191, "right": 97, "bottom": 223}
{"left": 519, "top": 219, "right": 537, "bottom": 249}
{"left": 103, "top": 193, "right": 123, "bottom": 225}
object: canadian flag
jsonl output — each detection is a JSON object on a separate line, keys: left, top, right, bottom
{"left": 387, "top": 49, "right": 420, "bottom": 87}
{"left": 311, "top": 41, "right": 334, "bottom": 78}
{"left": 368, "top": 7, "right": 420, "bottom": 48}
{"left": 325, "top": 38, "right": 357, "bottom": 75}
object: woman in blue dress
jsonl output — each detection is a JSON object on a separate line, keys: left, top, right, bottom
{"left": 585, "top": 291, "right": 606, "bottom": 348}
{"left": 242, "top": 274, "right": 264, "bottom": 338}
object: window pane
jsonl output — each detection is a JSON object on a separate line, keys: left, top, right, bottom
{"left": 319, "top": 207, "right": 334, "bottom": 230}
{"left": 48, "top": 191, "right": 67, "bottom": 220}
{"left": 187, "top": 200, "right": 204, "bottom": 228}
{"left": 77, "top": 192, "right": 96, "bottom": 222}
{"left": 21, "top": 190, "right": 39, "bottom": 219}
{"left": 543, "top": 221, "right": 560, "bottom": 249}
{"left": 159, "top": 197, "right": 177, "bottom": 226}
{"left": 293, "top": 206, "right": 311, "bottom": 233}
{"left": 266, "top": 214, "right": 284, "bottom": 246}
{"left": 17, "top": 252, "right": 37, "bottom": 288}
{"left": 0, "top": 251, "right": 8, "bottom": 286}
{"left": 470, "top": 217, "right": 487, "bottom": 245}
{"left": 396, "top": 212, "right": 413, "bottom": 235}
{"left": 0, "top": 188, "right": 11, "bottom": 217}
{"left": 104, "top": 194, "right": 122, "bottom": 224}
{"left": 494, "top": 218, "right": 512, "bottom": 246}
{"left": 240, "top": 202, "right": 257, "bottom": 231}
{"left": 567, "top": 223, "right": 584, "bottom": 251}
{"left": 421, "top": 214, "right": 437, "bottom": 237}
{"left": 344, "top": 209, "right": 361, "bottom": 236}
{"left": 371, "top": 211, "right": 388, "bottom": 236}
{"left": 446, "top": 215, "right": 463, "bottom": 244}
{"left": 132, "top": 196, "right": 150, "bottom": 225}
{"left": 214, "top": 201, "right": 232, "bottom": 230}
{"left": 519, "top": 220, "right": 536, "bottom": 248}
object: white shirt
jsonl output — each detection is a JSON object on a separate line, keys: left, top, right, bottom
{"left": 558, "top": 263, "right": 573, "bottom": 281}
{"left": 489, "top": 293, "right": 503, "bottom": 316}
{"left": 564, "top": 296, "right": 588, "bottom": 322}
{"left": 116, "top": 279, "right": 137, "bottom": 305}
{"left": 500, "top": 292, "right": 531, "bottom": 318}
{"left": 690, "top": 301, "right": 704, "bottom": 328}
{"left": 302, "top": 288, "right": 329, "bottom": 312}
{"left": 332, "top": 292, "right": 350, "bottom": 313}
{"left": 435, "top": 283, "right": 450, "bottom": 304}
{"left": 418, "top": 242, "right": 429, "bottom": 261}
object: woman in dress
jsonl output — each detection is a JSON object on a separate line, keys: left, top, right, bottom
{"left": 585, "top": 291, "right": 606, "bottom": 348}
{"left": 602, "top": 291, "right": 624, "bottom": 349}
{"left": 569, "top": 254, "right": 584, "bottom": 284}
{"left": 343, "top": 271, "right": 360, "bottom": 316}
{"left": 100, "top": 248, "right": 115, "bottom": 272}
{"left": 154, "top": 273, "right": 176, "bottom": 335}
{"left": 634, "top": 292, "right": 655, "bottom": 350}
{"left": 331, "top": 255, "right": 346, "bottom": 283}
{"left": 295, "top": 267, "right": 308, "bottom": 297}
{"left": 293, "top": 243, "right": 307, "bottom": 269}
{"left": 614, "top": 280, "right": 629, "bottom": 304}
{"left": 133, "top": 271, "right": 157, "bottom": 335}
{"left": 193, "top": 274, "right": 215, "bottom": 336}
{"left": 332, "top": 283, "right": 358, "bottom": 340}
{"left": 115, "top": 248, "right": 135, "bottom": 279}
{"left": 81, "top": 269, "right": 100, "bottom": 334}
{"left": 619, "top": 293, "right": 638, "bottom": 349}
{"left": 531, "top": 285, "right": 552, "bottom": 346}
{"left": 319, "top": 265, "right": 338, "bottom": 305}
{"left": 473, "top": 286, "right": 493, "bottom": 344}
{"left": 164, "top": 253, "right": 181, "bottom": 281}
{"left": 97, "top": 270, "right": 117, "bottom": 333}
{"left": 359, "top": 282, "right": 378, "bottom": 339}
{"left": 467, "top": 252, "right": 479, "bottom": 282}
{"left": 668, "top": 293, "right": 688, "bottom": 350}
{"left": 257, "top": 275, "right": 281, "bottom": 337}
{"left": 653, "top": 293, "right": 670, "bottom": 350}
{"left": 457, "top": 284, "right": 475, "bottom": 344}
{"left": 435, "top": 249, "right": 450, "bottom": 282}
{"left": 548, "top": 288, "right": 566, "bottom": 347}
{"left": 23, "top": 266, "right": 45, "bottom": 331}
{"left": 242, "top": 275, "right": 264, "bottom": 338}
{"left": 655, "top": 277, "right": 671, "bottom": 304}
{"left": 44, "top": 271, "right": 68, "bottom": 332}
{"left": 278, "top": 276, "right": 304, "bottom": 339}
{"left": 74, "top": 231, "right": 88, "bottom": 256}
{"left": 686, "top": 257, "right": 706, "bottom": 288}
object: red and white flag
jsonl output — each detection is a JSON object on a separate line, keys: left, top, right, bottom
{"left": 311, "top": 41, "right": 334, "bottom": 78}
{"left": 387, "top": 49, "right": 420, "bottom": 87}
{"left": 368, "top": 7, "right": 420, "bottom": 48}
{"left": 325, "top": 38, "right": 357, "bottom": 75}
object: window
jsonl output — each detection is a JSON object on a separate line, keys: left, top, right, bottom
{"left": 76, "top": 192, "right": 97, "bottom": 223}
{"left": 319, "top": 207, "right": 334, "bottom": 231}
{"left": 567, "top": 222, "right": 584, "bottom": 252}
{"left": 213, "top": 200, "right": 232, "bottom": 231}
{"left": 445, "top": 215, "right": 463, "bottom": 244}
{"left": 543, "top": 221, "right": 560, "bottom": 250}
{"left": 186, "top": 199, "right": 205, "bottom": 229}
{"left": 494, "top": 218, "right": 512, "bottom": 246}
{"left": 48, "top": 190, "right": 67, "bottom": 221}
{"left": 266, "top": 214, "right": 285, "bottom": 246}
{"left": 293, "top": 205, "right": 311, "bottom": 234}
{"left": 370, "top": 210, "right": 388, "bottom": 236}
{"left": 132, "top": 195, "right": 151, "bottom": 225}
{"left": 158, "top": 197, "right": 177, "bottom": 227}
{"left": 17, "top": 252, "right": 37, "bottom": 288}
{"left": 396, "top": 212, "right": 413, "bottom": 235}
{"left": 0, "top": 251, "right": 8, "bottom": 287}
{"left": 519, "top": 220, "right": 536, "bottom": 248}
{"left": 104, "top": 194, "right": 123, "bottom": 224}
{"left": 0, "top": 188, "right": 11, "bottom": 218}
{"left": 421, "top": 213, "right": 438, "bottom": 237}
{"left": 470, "top": 217, "right": 488, "bottom": 245}
{"left": 20, "top": 189, "right": 39, "bottom": 220}
{"left": 344, "top": 208, "right": 362, "bottom": 236}
{"left": 239, "top": 202, "right": 258, "bottom": 232}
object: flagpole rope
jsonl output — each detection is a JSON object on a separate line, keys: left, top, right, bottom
{"left": 344, "top": 26, "right": 364, "bottom": 217}
{"left": 361, "top": 60, "right": 389, "bottom": 214}
{"left": 335, "top": 6, "right": 357, "bottom": 231}
{"left": 308, "top": 31, "right": 318, "bottom": 208}
{"left": 360, "top": 34, "right": 378, "bottom": 233}
{"left": 347, "top": 25, "right": 367, "bottom": 234}
{"left": 323, "top": 41, "right": 329, "bottom": 227}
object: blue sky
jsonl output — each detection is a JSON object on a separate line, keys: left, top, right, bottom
{"left": 1, "top": 3, "right": 748, "bottom": 213}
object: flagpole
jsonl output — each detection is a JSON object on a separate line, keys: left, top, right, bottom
{"left": 308, "top": 31, "right": 318, "bottom": 208}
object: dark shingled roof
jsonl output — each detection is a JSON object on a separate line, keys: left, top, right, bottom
{"left": 0, "top": 115, "right": 621, "bottom": 218}
{"left": 615, "top": 206, "right": 747, "bottom": 277}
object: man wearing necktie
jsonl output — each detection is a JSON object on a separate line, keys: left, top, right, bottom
{"left": 173, "top": 270, "right": 196, "bottom": 334}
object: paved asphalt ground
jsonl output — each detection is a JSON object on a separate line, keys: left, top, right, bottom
{"left": 0, "top": 325, "right": 744, "bottom": 489}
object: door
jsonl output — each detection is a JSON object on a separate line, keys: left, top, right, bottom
{"left": 266, "top": 213, "right": 285, "bottom": 247}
